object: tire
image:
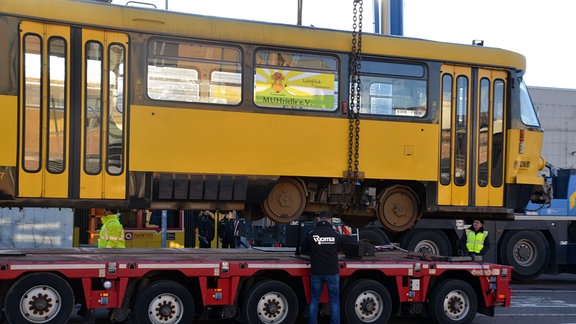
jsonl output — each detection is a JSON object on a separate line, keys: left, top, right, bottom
{"left": 401, "top": 230, "right": 452, "bottom": 256}
{"left": 242, "top": 280, "right": 298, "bottom": 324}
{"left": 132, "top": 280, "right": 194, "bottom": 324}
{"left": 4, "top": 272, "right": 74, "bottom": 324}
{"left": 359, "top": 228, "right": 390, "bottom": 245}
{"left": 342, "top": 279, "right": 392, "bottom": 324}
{"left": 427, "top": 279, "right": 477, "bottom": 324}
{"left": 499, "top": 230, "right": 550, "bottom": 281}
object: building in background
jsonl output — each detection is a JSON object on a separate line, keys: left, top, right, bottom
{"left": 529, "top": 87, "right": 576, "bottom": 169}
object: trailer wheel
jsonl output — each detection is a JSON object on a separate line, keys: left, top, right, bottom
{"left": 500, "top": 230, "right": 549, "bottom": 281}
{"left": 342, "top": 279, "right": 392, "bottom": 324}
{"left": 428, "top": 279, "right": 477, "bottom": 324}
{"left": 132, "top": 280, "right": 194, "bottom": 324}
{"left": 242, "top": 280, "right": 298, "bottom": 324}
{"left": 401, "top": 229, "right": 452, "bottom": 256}
{"left": 4, "top": 272, "right": 74, "bottom": 324}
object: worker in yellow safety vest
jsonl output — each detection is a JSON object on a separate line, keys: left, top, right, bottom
{"left": 98, "top": 210, "right": 126, "bottom": 248}
{"left": 458, "top": 219, "right": 489, "bottom": 256}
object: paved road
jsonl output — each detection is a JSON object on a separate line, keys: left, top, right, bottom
{"left": 70, "top": 273, "right": 576, "bottom": 323}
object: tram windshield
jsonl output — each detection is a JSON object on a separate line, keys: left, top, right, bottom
{"left": 519, "top": 79, "right": 540, "bottom": 127}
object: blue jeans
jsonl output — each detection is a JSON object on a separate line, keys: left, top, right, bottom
{"left": 309, "top": 273, "right": 340, "bottom": 324}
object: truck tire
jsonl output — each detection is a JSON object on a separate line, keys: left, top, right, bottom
{"left": 4, "top": 272, "right": 74, "bottom": 324}
{"left": 242, "top": 280, "right": 298, "bottom": 324}
{"left": 427, "top": 279, "right": 477, "bottom": 324}
{"left": 132, "top": 280, "right": 194, "bottom": 324}
{"left": 401, "top": 229, "right": 452, "bottom": 256}
{"left": 342, "top": 279, "right": 392, "bottom": 324}
{"left": 500, "top": 230, "right": 550, "bottom": 281}
{"left": 359, "top": 228, "right": 390, "bottom": 245}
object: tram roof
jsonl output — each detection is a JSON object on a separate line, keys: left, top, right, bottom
{"left": 1, "top": 0, "right": 526, "bottom": 71}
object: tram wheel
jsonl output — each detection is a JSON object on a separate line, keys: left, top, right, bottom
{"left": 377, "top": 185, "right": 420, "bottom": 233}
{"left": 262, "top": 177, "right": 307, "bottom": 224}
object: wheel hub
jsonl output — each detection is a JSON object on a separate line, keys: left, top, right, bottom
{"left": 155, "top": 300, "right": 175, "bottom": 319}
{"left": 447, "top": 296, "right": 463, "bottom": 314}
{"left": 516, "top": 244, "right": 530, "bottom": 260}
{"left": 514, "top": 239, "right": 536, "bottom": 266}
{"left": 263, "top": 299, "right": 281, "bottom": 317}
{"left": 147, "top": 293, "right": 183, "bottom": 324}
{"left": 30, "top": 293, "right": 52, "bottom": 314}
{"left": 360, "top": 297, "right": 376, "bottom": 314}
{"left": 255, "top": 292, "right": 289, "bottom": 323}
{"left": 353, "top": 290, "right": 383, "bottom": 322}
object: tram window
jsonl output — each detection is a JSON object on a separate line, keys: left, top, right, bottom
{"left": 362, "top": 78, "right": 427, "bottom": 117}
{"left": 359, "top": 60, "right": 427, "bottom": 117}
{"left": 147, "top": 38, "right": 242, "bottom": 105}
{"left": 361, "top": 60, "right": 425, "bottom": 78}
{"left": 368, "top": 83, "right": 392, "bottom": 115}
{"left": 254, "top": 50, "right": 338, "bottom": 111}
{"left": 47, "top": 37, "right": 67, "bottom": 174}
{"left": 84, "top": 41, "right": 104, "bottom": 175}
{"left": 210, "top": 71, "right": 241, "bottom": 104}
{"left": 440, "top": 74, "right": 452, "bottom": 185}
{"left": 107, "top": 44, "right": 126, "bottom": 175}
{"left": 454, "top": 75, "right": 469, "bottom": 186}
{"left": 148, "top": 66, "right": 199, "bottom": 101}
{"left": 23, "top": 34, "right": 42, "bottom": 173}
{"left": 518, "top": 80, "right": 540, "bottom": 127}
{"left": 477, "top": 78, "right": 490, "bottom": 187}
{"left": 491, "top": 79, "right": 505, "bottom": 187}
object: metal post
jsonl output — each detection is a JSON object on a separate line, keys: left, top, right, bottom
{"left": 297, "top": 0, "right": 303, "bottom": 25}
{"left": 373, "top": 0, "right": 380, "bottom": 33}
{"left": 381, "top": 0, "right": 390, "bottom": 35}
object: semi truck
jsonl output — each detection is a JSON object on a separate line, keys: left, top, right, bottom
{"left": 358, "top": 166, "right": 576, "bottom": 281}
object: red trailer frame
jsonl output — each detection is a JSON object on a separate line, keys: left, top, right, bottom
{"left": 0, "top": 247, "right": 511, "bottom": 324}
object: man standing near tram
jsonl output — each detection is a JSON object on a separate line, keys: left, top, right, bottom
{"left": 301, "top": 210, "right": 356, "bottom": 324}
{"left": 98, "top": 210, "right": 126, "bottom": 248}
{"left": 459, "top": 219, "right": 489, "bottom": 256}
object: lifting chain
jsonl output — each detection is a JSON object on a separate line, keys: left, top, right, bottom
{"left": 347, "top": 0, "right": 363, "bottom": 186}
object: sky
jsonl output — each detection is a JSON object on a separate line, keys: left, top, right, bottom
{"left": 111, "top": 0, "right": 575, "bottom": 89}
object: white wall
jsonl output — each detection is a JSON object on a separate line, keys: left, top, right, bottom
{"left": 529, "top": 87, "right": 576, "bottom": 169}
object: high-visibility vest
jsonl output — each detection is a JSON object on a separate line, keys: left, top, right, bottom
{"left": 98, "top": 216, "right": 126, "bottom": 248}
{"left": 465, "top": 229, "right": 488, "bottom": 253}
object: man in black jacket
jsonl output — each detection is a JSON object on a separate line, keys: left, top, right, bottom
{"left": 301, "top": 210, "right": 353, "bottom": 324}
{"left": 198, "top": 211, "right": 215, "bottom": 248}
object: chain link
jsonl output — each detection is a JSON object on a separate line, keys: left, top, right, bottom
{"left": 348, "top": 0, "right": 363, "bottom": 185}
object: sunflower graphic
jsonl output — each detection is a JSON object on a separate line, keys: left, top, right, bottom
{"left": 271, "top": 72, "right": 286, "bottom": 93}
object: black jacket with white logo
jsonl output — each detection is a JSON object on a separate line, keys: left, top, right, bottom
{"left": 301, "top": 221, "right": 352, "bottom": 275}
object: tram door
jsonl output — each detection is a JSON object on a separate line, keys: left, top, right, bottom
{"left": 18, "top": 21, "right": 128, "bottom": 200}
{"left": 438, "top": 65, "right": 506, "bottom": 207}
